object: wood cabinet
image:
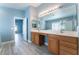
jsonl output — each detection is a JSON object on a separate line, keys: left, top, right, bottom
{"left": 32, "top": 32, "right": 39, "bottom": 45}
{"left": 48, "top": 34, "right": 78, "bottom": 55}
{"left": 48, "top": 35, "right": 59, "bottom": 54}
{"left": 78, "top": 40, "right": 79, "bottom": 55}
{"left": 59, "top": 40, "right": 77, "bottom": 55}
{"left": 32, "top": 32, "right": 35, "bottom": 43}
{"left": 59, "top": 36, "right": 78, "bottom": 55}
{"left": 31, "top": 32, "right": 78, "bottom": 55}
{"left": 31, "top": 32, "right": 44, "bottom": 45}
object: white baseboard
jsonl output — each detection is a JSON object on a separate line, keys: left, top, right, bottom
{"left": 2, "top": 40, "right": 15, "bottom": 45}
{"left": 44, "top": 42, "right": 48, "bottom": 46}
{"left": 28, "top": 40, "right": 32, "bottom": 43}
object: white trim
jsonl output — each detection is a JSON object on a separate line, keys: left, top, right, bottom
{"left": 14, "top": 16, "right": 25, "bottom": 20}
{"left": 13, "top": 16, "right": 25, "bottom": 30}
{"left": 2, "top": 40, "right": 15, "bottom": 45}
{"left": 44, "top": 42, "right": 48, "bottom": 46}
{"left": 13, "top": 16, "right": 25, "bottom": 29}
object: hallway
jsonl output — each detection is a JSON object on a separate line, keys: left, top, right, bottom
{"left": 0, "top": 34, "right": 52, "bottom": 55}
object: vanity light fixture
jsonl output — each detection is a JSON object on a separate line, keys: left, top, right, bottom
{"left": 38, "top": 5, "right": 61, "bottom": 17}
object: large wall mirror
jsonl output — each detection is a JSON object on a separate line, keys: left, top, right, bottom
{"left": 38, "top": 4, "right": 78, "bottom": 32}
{"left": 45, "top": 15, "right": 77, "bottom": 31}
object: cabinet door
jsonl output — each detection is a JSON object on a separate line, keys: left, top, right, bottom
{"left": 32, "top": 32, "right": 44, "bottom": 45}
{"left": 59, "top": 40, "right": 77, "bottom": 55}
{"left": 32, "top": 32, "right": 35, "bottom": 43}
{"left": 48, "top": 37, "right": 59, "bottom": 54}
{"left": 35, "top": 34, "right": 39, "bottom": 45}
{"left": 60, "top": 45, "right": 77, "bottom": 55}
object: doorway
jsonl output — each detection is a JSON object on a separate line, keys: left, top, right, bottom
{"left": 15, "top": 20, "right": 23, "bottom": 34}
{"left": 14, "top": 17, "right": 24, "bottom": 42}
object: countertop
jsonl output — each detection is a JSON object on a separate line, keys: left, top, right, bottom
{"left": 31, "top": 30, "right": 78, "bottom": 37}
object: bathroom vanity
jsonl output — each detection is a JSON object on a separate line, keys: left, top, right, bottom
{"left": 31, "top": 30, "right": 78, "bottom": 55}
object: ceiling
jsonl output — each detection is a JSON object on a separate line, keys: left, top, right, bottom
{"left": 0, "top": 3, "right": 41, "bottom": 10}
{"left": 0, "top": 3, "right": 75, "bottom": 11}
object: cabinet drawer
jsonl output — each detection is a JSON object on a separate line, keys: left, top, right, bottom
{"left": 48, "top": 35, "right": 59, "bottom": 39}
{"left": 60, "top": 41, "right": 77, "bottom": 49}
{"left": 60, "top": 45, "right": 77, "bottom": 55}
{"left": 59, "top": 36, "right": 77, "bottom": 44}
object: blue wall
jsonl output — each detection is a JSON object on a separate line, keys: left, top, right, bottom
{"left": 0, "top": 7, "right": 25, "bottom": 42}
{"left": 15, "top": 20, "right": 23, "bottom": 33}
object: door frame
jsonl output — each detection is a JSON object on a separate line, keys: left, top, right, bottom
{"left": 13, "top": 16, "right": 25, "bottom": 41}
